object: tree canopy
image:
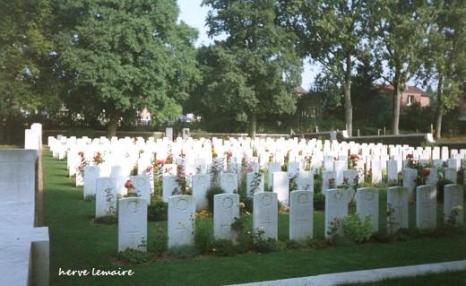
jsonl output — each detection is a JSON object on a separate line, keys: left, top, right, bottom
{"left": 195, "top": 0, "right": 302, "bottom": 136}
{"left": 54, "top": 0, "right": 199, "bottom": 135}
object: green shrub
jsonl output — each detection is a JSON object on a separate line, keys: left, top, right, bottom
{"left": 194, "top": 220, "right": 213, "bottom": 254}
{"left": 253, "top": 230, "right": 277, "bottom": 253}
{"left": 314, "top": 192, "right": 325, "bottom": 211}
{"left": 341, "top": 214, "right": 372, "bottom": 243}
{"left": 118, "top": 249, "right": 150, "bottom": 264}
{"left": 167, "top": 245, "right": 199, "bottom": 258}
{"left": 148, "top": 201, "right": 168, "bottom": 221}
{"left": 211, "top": 239, "right": 237, "bottom": 256}
{"left": 206, "top": 185, "right": 224, "bottom": 213}
{"left": 286, "top": 239, "right": 303, "bottom": 249}
{"left": 94, "top": 215, "right": 117, "bottom": 224}
{"left": 152, "top": 229, "right": 167, "bottom": 256}
{"left": 314, "top": 173, "right": 322, "bottom": 193}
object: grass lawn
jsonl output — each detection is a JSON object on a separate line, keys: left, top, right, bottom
{"left": 43, "top": 151, "right": 466, "bottom": 286}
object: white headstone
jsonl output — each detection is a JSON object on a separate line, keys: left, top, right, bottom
{"left": 322, "top": 171, "right": 336, "bottom": 193}
{"left": 296, "top": 171, "right": 313, "bottom": 191}
{"left": 267, "top": 162, "right": 281, "bottom": 190}
{"left": 162, "top": 175, "right": 178, "bottom": 202}
{"left": 246, "top": 172, "right": 264, "bottom": 197}
{"left": 356, "top": 188, "right": 379, "bottom": 233}
{"left": 289, "top": 190, "right": 313, "bottom": 240}
{"left": 371, "top": 160, "right": 382, "bottom": 184}
{"left": 192, "top": 174, "right": 211, "bottom": 211}
{"left": 445, "top": 168, "right": 457, "bottom": 184}
{"left": 387, "top": 160, "right": 398, "bottom": 183}
{"left": 253, "top": 192, "right": 278, "bottom": 240}
{"left": 95, "top": 178, "right": 117, "bottom": 218}
{"left": 214, "top": 193, "right": 240, "bottom": 240}
{"left": 118, "top": 197, "right": 147, "bottom": 252}
{"left": 325, "top": 189, "right": 349, "bottom": 238}
{"left": 386, "top": 186, "right": 409, "bottom": 233}
{"left": 416, "top": 185, "right": 437, "bottom": 230}
{"left": 165, "top": 127, "right": 173, "bottom": 141}
{"left": 443, "top": 184, "right": 464, "bottom": 226}
{"left": 110, "top": 166, "right": 127, "bottom": 197}
{"left": 131, "top": 176, "right": 151, "bottom": 204}
{"left": 287, "top": 161, "right": 300, "bottom": 178}
{"left": 334, "top": 160, "right": 347, "bottom": 185}
{"left": 168, "top": 195, "right": 195, "bottom": 248}
{"left": 83, "top": 166, "right": 100, "bottom": 199}
{"left": 273, "top": 171, "right": 289, "bottom": 205}
{"left": 219, "top": 173, "right": 238, "bottom": 194}
{"left": 402, "top": 168, "right": 418, "bottom": 200}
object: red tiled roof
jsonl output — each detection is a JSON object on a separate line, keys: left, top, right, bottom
{"left": 377, "top": 84, "right": 428, "bottom": 97}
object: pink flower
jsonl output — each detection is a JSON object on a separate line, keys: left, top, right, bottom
{"left": 124, "top": 179, "right": 134, "bottom": 190}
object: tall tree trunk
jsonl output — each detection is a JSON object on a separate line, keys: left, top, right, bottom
{"left": 392, "top": 70, "right": 402, "bottom": 135}
{"left": 344, "top": 53, "right": 353, "bottom": 136}
{"left": 107, "top": 112, "right": 119, "bottom": 138}
{"left": 435, "top": 74, "right": 444, "bottom": 139}
{"left": 249, "top": 113, "right": 257, "bottom": 138}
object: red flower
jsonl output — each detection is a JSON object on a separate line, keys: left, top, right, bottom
{"left": 349, "top": 154, "right": 360, "bottom": 161}
{"left": 124, "top": 179, "right": 134, "bottom": 189}
{"left": 419, "top": 168, "right": 431, "bottom": 177}
{"left": 93, "top": 152, "right": 103, "bottom": 164}
{"left": 155, "top": 159, "right": 166, "bottom": 166}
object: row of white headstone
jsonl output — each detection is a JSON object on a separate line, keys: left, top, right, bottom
{"left": 48, "top": 135, "right": 465, "bottom": 228}
{"left": 48, "top": 135, "right": 466, "bottom": 183}
{"left": 117, "top": 184, "right": 464, "bottom": 252}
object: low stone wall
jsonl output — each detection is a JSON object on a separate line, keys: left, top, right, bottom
{"left": 0, "top": 126, "right": 50, "bottom": 286}
{"left": 341, "top": 133, "right": 431, "bottom": 146}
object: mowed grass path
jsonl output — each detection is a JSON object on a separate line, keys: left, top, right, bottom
{"left": 43, "top": 151, "right": 466, "bottom": 286}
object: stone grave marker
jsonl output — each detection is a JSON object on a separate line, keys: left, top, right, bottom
{"left": 253, "top": 192, "right": 278, "bottom": 240}
{"left": 273, "top": 171, "right": 289, "bottom": 205}
{"left": 289, "top": 190, "right": 313, "bottom": 240}
{"left": 214, "top": 193, "right": 240, "bottom": 240}
{"left": 192, "top": 174, "right": 211, "bottom": 210}
{"left": 96, "top": 177, "right": 117, "bottom": 218}
{"left": 162, "top": 175, "right": 178, "bottom": 202}
{"left": 83, "top": 166, "right": 100, "bottom": 199}
{"left": 118, "top": 197, "right": 147, "bottom": 252}
{"left": 443, "top": 184, "right": 464, "bottom": 226}
{"left": 386, "top": 186, "right": 409, "bottom": 233}
{"left": 168, "top": 195, "right": 195, "bottom": 248}
{"left": 356, "top": 188, "right": 379, "bottom": 233}
{"left": 325, "top": 189, "right": 349, "bottom": 238}
{"left": 416, "top": 185, "right": 437, "bottom": 230}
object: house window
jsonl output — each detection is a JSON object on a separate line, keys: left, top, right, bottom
{"left": 407, "top": 95, "right": 415, "bottom": 106}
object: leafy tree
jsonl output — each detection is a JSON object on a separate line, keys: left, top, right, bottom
{"left": 370, "top": 0, "right": 432, "bottom": 135}
{"left": 0, "top": 0, "right": 56, "bottom": 142}
{"left": 284, "top": 0, "right": 370, "bottom": 136}
{"left": 420, "top": 0, "right": 466, "bottom": 139}
{"left": 200, "top": 0, "right": 302, "bottom": 137}
{"left": 53, "top": 0, "right": 199, "bottom": 136}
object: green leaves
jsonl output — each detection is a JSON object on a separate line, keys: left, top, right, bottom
{"left": 194, "top": 0, "right": 302, "bottom": 135}
{"left": 54, "top": 0, "right": 199, "bottom": 130}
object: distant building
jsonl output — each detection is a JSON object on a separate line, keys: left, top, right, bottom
{"left": 378, "top": 85, "right": 431, "bottom": 109}
{"left": 293, "top": 86, "right": 308, "bottom": 97}
{"left": 137, "top": 107, "right": 151, "bottom": 125}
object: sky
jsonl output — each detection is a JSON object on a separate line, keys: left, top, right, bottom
{"left": 177, "top": 0, "right": 318, "bottom": 89}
